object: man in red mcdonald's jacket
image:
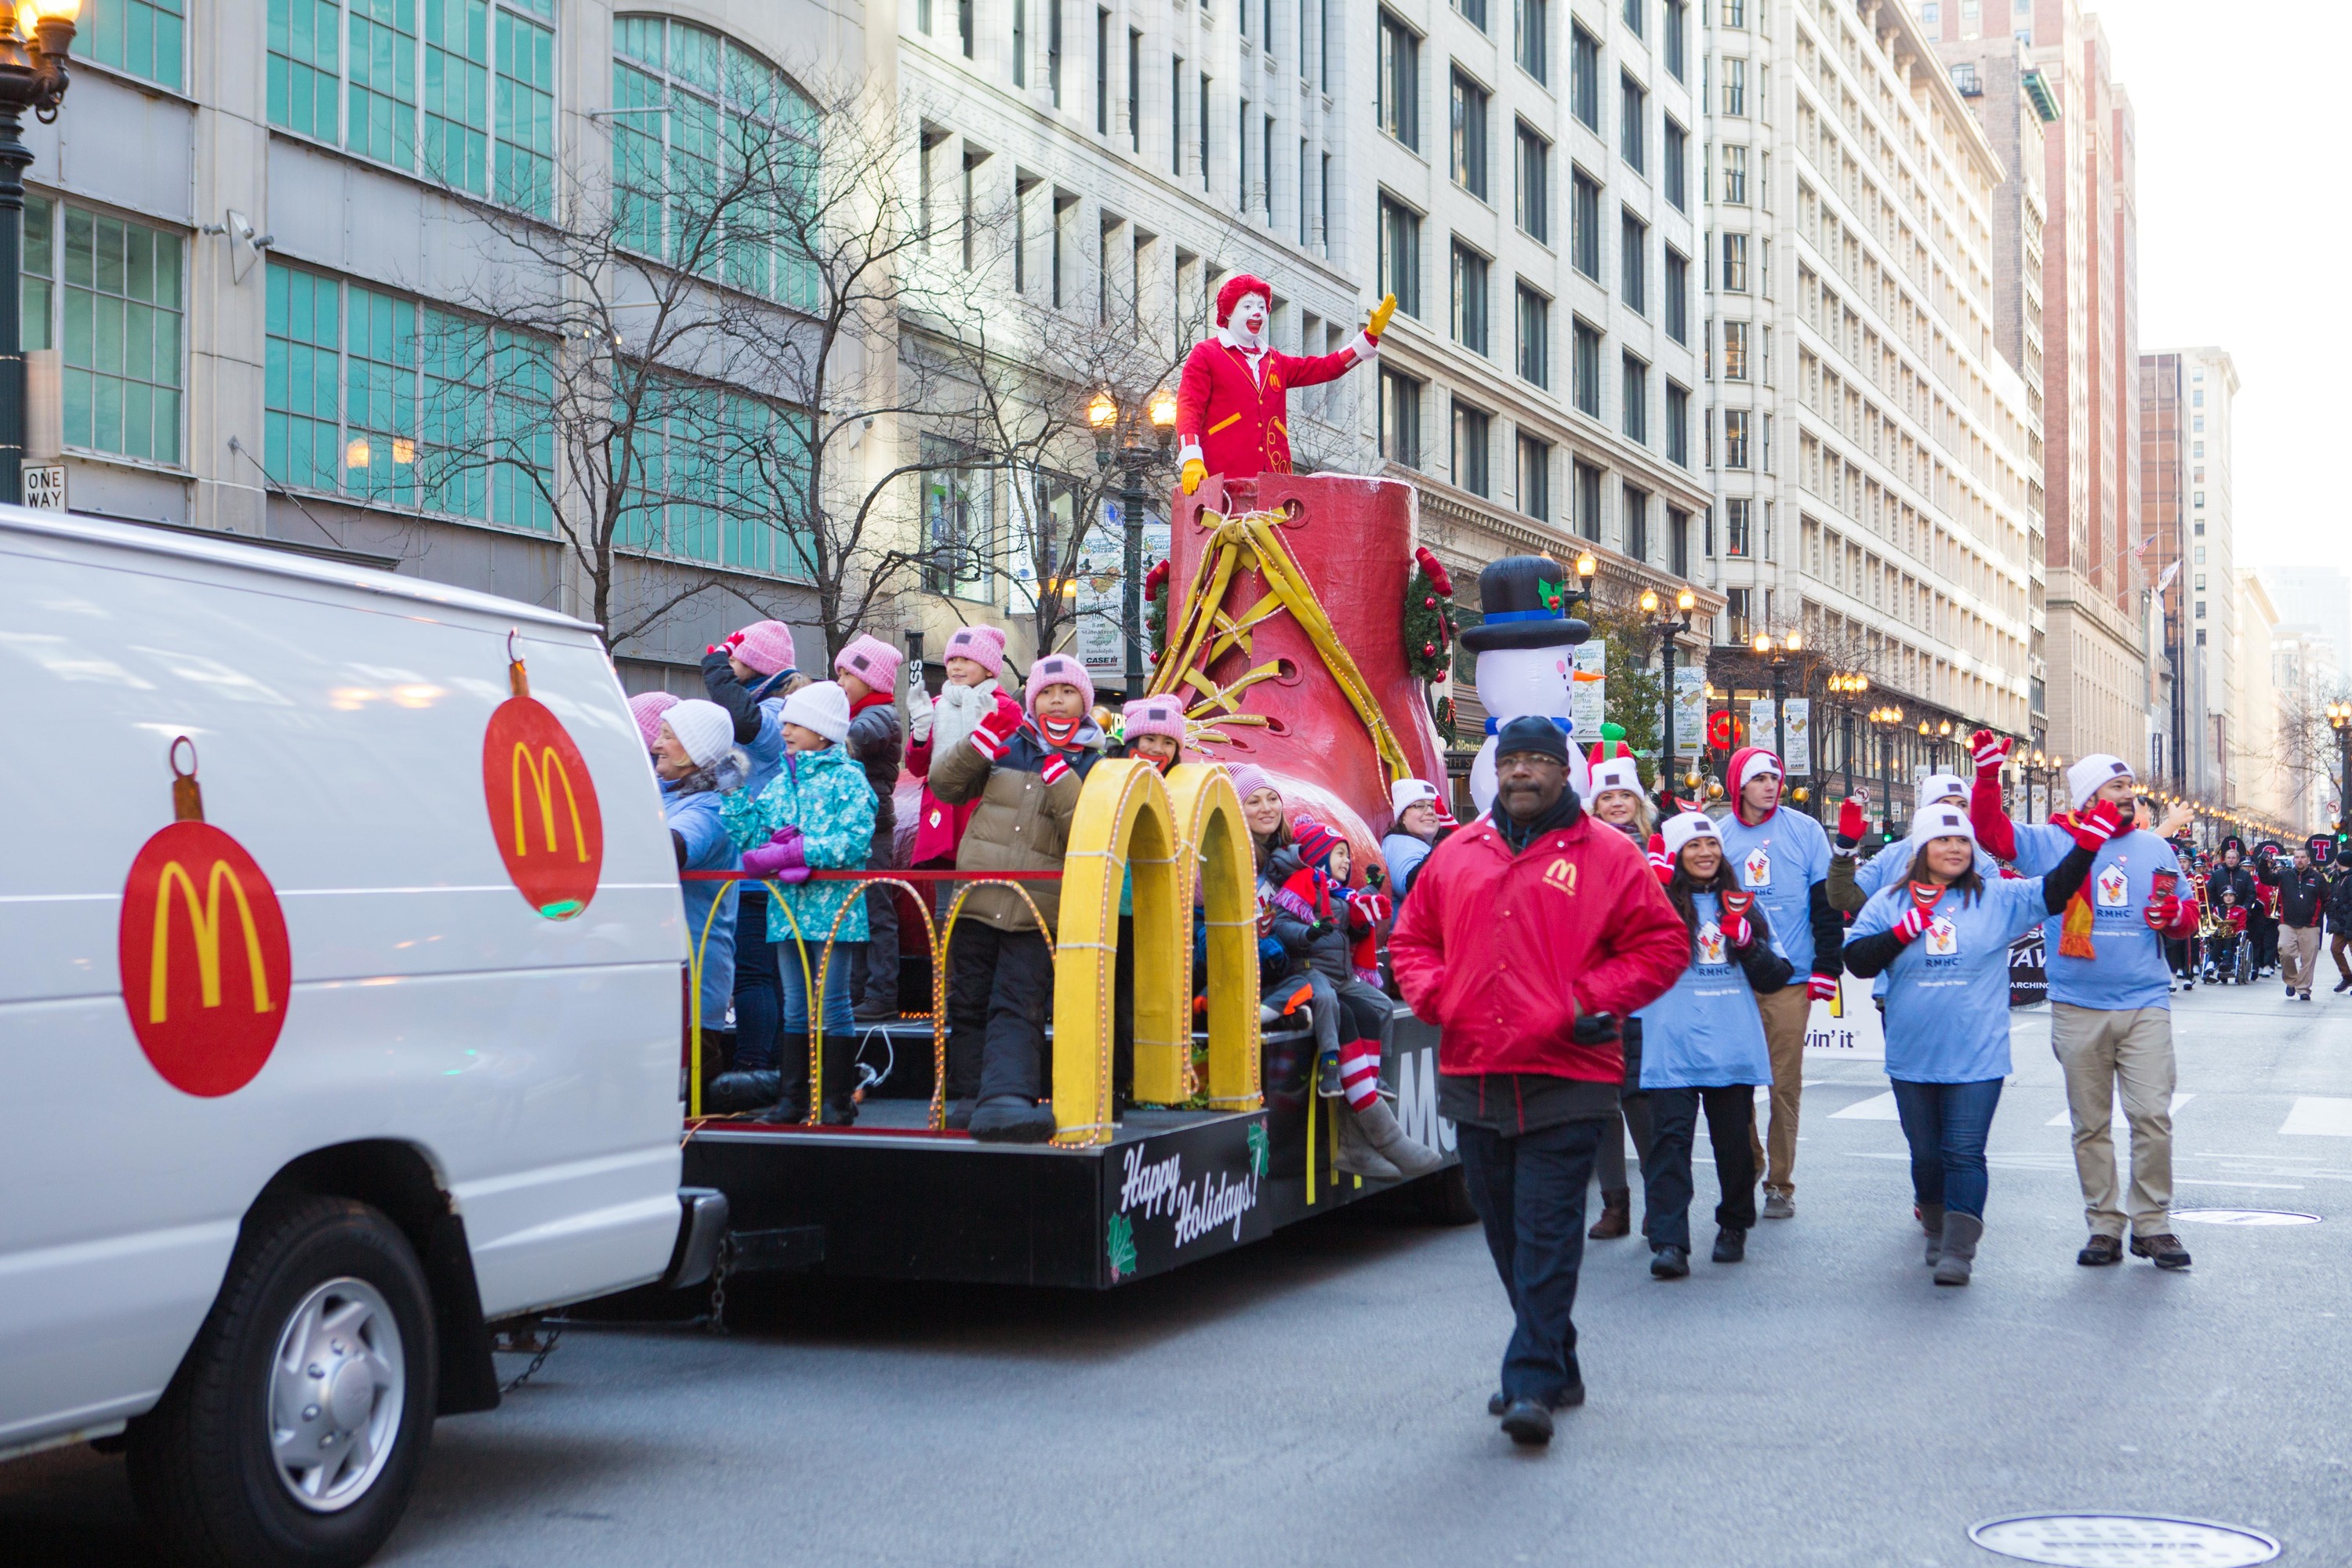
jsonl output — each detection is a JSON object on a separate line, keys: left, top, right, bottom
{"left": 1389, "top": 714, "right": 1689, "bottom": 1448}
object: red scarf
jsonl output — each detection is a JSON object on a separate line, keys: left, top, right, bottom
{"left": 2052, "top": 810, "right": 2098, "bottom": 959}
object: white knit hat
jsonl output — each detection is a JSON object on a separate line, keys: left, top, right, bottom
{"left": 782, "top": 680, "right": 853, "bottom": 744}
{"left": 2067, "top": 753, "right": 2133, "bottom": 808}
{"left": 1736, "top": 750, "right": 1783, "bottom": 791}
{"left": 1661, "top": 810, "right": 1719, "bottom": 860}
{"left": 1909, "top": 803, "right": 1977, "bottom": 846}
{"left": 1590, "top": 756, "right": 1643, "bottom": 799}
{"left": 1915, "top": 772, "right": 1969, "bottom": 811}
{"left": 1391, "top": 777, "right": 1442, "bottom": 815}
{"left": 662, "top": 699, "right": 735, "bottom": 768}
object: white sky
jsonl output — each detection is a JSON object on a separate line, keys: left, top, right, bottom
{"left": 2094, "top": 0, "right": 2347, "bottom": 585}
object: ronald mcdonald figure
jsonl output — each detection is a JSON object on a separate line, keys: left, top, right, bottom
{"left": 1174, "top": 275, "right": 1396, "bottom": 495}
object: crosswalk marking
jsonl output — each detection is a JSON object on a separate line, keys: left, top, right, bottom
{"left": 2280, "top": 1096, "right": 2352, "bottom": 1137}
{"left": 1830, "top": 1091, "right": 1903, "bottom": 1121}
{"left": 2045, "top": 1092, "right": 2194, "bottom": 1129}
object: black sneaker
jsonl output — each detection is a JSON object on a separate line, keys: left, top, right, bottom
{"left": 2077, "top": 1233, "right": 2124, "bottom": 1267}
{"left": 1489, "top": 1381, "right": 1585, "bottom": 1417}
{"left": 2333, "top": 978, "right": 2351, "bottom": 994}
{"left": 1711, "top": 1227, "right": 1747, "bottom": 1263}
{"left": 1499, "top": 1398, "right": 1554, "bottom": 1446}
{"left": 2131, "top": 1232, "right": 2193, "bottom": 1270}
{"left": 2303, "top": 990, "right": 2314, "bottom": 1002}
{"left": 1650, "top": 1245, "right": 1690, "bottom": 1279}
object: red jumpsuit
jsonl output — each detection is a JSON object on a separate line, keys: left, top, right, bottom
{"left": 1174, "top": 335, "right": 1370, "bottom": 481}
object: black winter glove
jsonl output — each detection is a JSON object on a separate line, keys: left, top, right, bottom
{"left": 1571, "top": 1011, "right": 1621, "bottom": 1044}
{"left": 1305, "top": 919, "right": 1337, "bottom": 941}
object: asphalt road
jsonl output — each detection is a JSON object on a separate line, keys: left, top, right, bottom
{"left": 10, "top": 981, "right": 2351, "bottom": 1567}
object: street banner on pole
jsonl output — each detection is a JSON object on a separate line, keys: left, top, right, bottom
{"left": 2030, "top": 781, "right": 2048, "bottom": 822}
{"left": 1074, "top": 499, "right": 1167, "bottom": 676}
{"left": 1782, "top": 698, "right": 1812, "bottom": 777}
{"left": 1747, "top": 698, "right": 1777, "bottom": 757}
{"left": 1571, "top": 641, "right": 1606, "bottom": 738}
{"left": 1674, "top": 667, "right": 1708, "bottom": 751}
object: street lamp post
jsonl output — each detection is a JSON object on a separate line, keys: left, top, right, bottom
{"left": 1827, "top": 671, "right": 1868, "bottom": 800}
{"left": 2328, "top": 702, "right": 2352, "bottom": 842}
{"left": 1089, "top": 387, "right": 1178, "bottom": 700}
{"left": 1640, "top": 585, "right": 1697, "bottom": 809}
{"left": 1749, "top": 628, "right": 1802, "bottom": 768}
{"left": 0, "top": 0, "right": 76, "bottom": 504}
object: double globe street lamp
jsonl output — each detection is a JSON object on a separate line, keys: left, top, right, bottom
{"left": 1087, "top": 387, "right": 1178, "bottom": 700}
{"left": 1639, "top": 584, "right": 1697, "bottom": 810}
{"left": 0, "top": 0, "right": 77, "bottom": 506}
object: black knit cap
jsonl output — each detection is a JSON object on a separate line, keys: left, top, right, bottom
{"left": 1494, "top": 713, "right": 1570, "bottom": 765}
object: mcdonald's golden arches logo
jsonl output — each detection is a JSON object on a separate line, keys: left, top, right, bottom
{"left": 481, "top": 637, "right": 604, "bottom": 918}
{"left": 116, "top": 738, "right": 292, "bottom": 1097}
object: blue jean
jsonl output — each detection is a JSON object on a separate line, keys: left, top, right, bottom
{"left": 731, "top": 886, "right": 782, "bottom": 1071}
{"left": 1457, "top": 1118, "right": 1602, "bottom": 1408}
{"left": 1889, "top": 1077, "right": 2004, "bottom": 1219}
{"left": 779, "top": 934, "right": 855, "bottom": 1035}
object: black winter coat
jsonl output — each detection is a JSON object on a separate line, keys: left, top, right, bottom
{"left": 2275, "top": 865, "right": 2327, "bottom": 929}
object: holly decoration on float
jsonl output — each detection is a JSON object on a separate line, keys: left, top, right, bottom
{"left": 1402, "top": 546, "right": 1456, "bottom": 684}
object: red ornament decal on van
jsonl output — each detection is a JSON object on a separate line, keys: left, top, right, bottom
{"left": 482, "top": 640, "right": 604, "bottom": 919}
{"left": 118, "top": 739, "right": 293, "bottom": 1097}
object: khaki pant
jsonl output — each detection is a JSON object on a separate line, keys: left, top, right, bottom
{"left": 2280, "top": 924, "right": 2322, "bottom": 992}
{"left": 1747, "top": 985, "right": 1812, "bottom": 1196}
{"left": 2050, "top": 1003, "right": 2176, "bottom": 1239}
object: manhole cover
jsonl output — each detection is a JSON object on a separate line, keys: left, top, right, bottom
{"left": 1970, "top": 1514, "right": 2280, "bottom": 1566}
{"left": 2173, "top": 1208, "right": 2321, "bottom": 1226}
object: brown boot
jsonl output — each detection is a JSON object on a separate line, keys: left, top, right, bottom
{"left": 1588, "top": 1188, "right": 1632, "bottom": 1240}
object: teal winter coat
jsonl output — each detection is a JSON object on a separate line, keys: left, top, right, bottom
{"left": 721, "top": 741, "right": 877, "bottom": 949}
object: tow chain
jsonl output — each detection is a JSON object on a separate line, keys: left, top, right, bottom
{"left": 704, "top": 1233, "right": 734, "bottom": 1334}
{"left": 495, "top": 1323, "right": 564, "bottom": 1394}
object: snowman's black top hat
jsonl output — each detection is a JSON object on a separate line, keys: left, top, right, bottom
{"left": 1458, "top": 554, "right": 1593, "bottom": 652}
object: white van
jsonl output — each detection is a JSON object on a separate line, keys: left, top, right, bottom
{"left": 0, "top": 510, "right": 724, "bottom": 1567}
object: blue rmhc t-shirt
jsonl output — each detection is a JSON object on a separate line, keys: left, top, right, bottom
{"left": 1850, "top": 837, "right": 2001, "bottom": 1000}
{"left": 1715, "top": 806, "right": 1832, "bottom": 975}
{"left": 1849, "top": 873, "right": 2053, "bottom": 1083}
{"left": 2003, "top": 820, "right": 2181, "bottom": 1012}
{"left": 1633, "top": 891, "right": 1776, "bottom": 1089}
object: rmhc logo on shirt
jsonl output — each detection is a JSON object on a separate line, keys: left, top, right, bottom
{"left": 2096, "top": 864, "right": 2130, "bottom": 908}
{"left": 1697, "top": 922, "right": 1727, "bottom": 964}
{"left": 1744, "top": 847, "right": 1772, "bottom": 887}
{"left": 1925, "top": 916, "right": 1959, "bottom": 957}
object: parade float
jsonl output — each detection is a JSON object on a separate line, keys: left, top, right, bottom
{"left": 677, "top": 278, "right": 1494, "bottom": 1290}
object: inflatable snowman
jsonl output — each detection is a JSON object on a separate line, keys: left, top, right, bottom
{"left": 1459, "top": 555, "right": 1595, "bottom": 817}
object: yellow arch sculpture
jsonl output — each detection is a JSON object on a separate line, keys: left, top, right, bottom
{"left": 1163, "top": 763, "right": 1261, "bottom": 1112}
{"left": 1052, "top": 760, "right": 1181, "bottom": 1146}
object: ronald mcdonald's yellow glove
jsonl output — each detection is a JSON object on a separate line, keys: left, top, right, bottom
{"left": 1367, "top": 292, "right": 1396, "bottom": 339}
{"left": 1180, "top": 457, "right": 1207, "bottom": 495}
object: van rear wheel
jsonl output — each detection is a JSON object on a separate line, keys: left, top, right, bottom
{"left": 127, "top": 1196, "right": 438, "bottom": 1568}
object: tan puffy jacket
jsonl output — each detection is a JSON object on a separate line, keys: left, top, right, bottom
{"left": 927, "top": 720, "right": 1103, "bottom": 934}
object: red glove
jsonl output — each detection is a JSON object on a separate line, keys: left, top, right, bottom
{"left": 2142, "top": 895, "right": 2182, "bottom": 931}
{"left": 1836, "top": 797, "right": 1866, "bottom": 850}
{"left": 1971, "top": 728, "right": 2013, "bottom": 782}
{"left": 1039, "top": 753, "right": 1073, "bottom": 786}
{"left": 2065, "top": 797, "right": 2124, "bottom": 854}
{"left": 1891, "top": 903, "right": 1935, "bottom": 944}
{"left": 1807, "top": 972, "right": 1839, "bottom": 1001}
{"left": 1352, "top": 888, "right": 1393, "bottom": 926}
{"left": 706, "top": 632, "right": 747, "bottom": 658}
{"left": 970, "top": 702, "right": 1025, "bottom": 760}
{"left": 1647, "top": 833, "right": 1673, "bottom": 885}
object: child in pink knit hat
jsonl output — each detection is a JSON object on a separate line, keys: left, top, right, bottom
{"left": 1120, "top": 694, "right": 1187, "bottom": 772}
{"left": 906, "top": 624, "right": 1024, "bottom": 874}
{"left": 833, "top": 631, "right": 907, "bottom": 1023}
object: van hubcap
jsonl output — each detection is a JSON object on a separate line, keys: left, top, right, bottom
{"left": 267, "top": 1277, "right": 405, "bottom": 1512}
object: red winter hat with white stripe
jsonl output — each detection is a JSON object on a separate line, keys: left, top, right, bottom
{"left": 1588, "top": 738, "right": 1642, "bottom": 799}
